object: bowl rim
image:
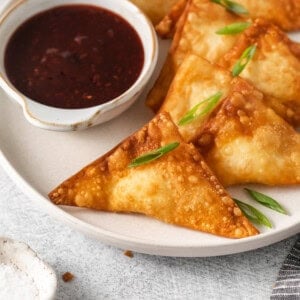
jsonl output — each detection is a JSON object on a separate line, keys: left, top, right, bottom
{"left": 0, "top": 0, "right": 158, "bottom": 130}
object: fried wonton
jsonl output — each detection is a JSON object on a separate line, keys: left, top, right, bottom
{"left": 49, "top": 112, "right": 258, "bottom": 238}
{"left": 146, "top": 0, "right": 246, "bottom": 112}
{"left": 130, "top": 0, "right": 179, "bottom": 24}
{"left": 234, "top": 0, "right": 300, "bottom": 32}
{"left": 158, "top": 54, "right": 300, "bottom": 186}
{"left": 195, "top": 78, "right": 300, "bottom": 186}
{"left": 219, "top": 18, "right": 300, "bottom": 126}
{"left": 159, "top": 55, "right": 232, "bottom": 143}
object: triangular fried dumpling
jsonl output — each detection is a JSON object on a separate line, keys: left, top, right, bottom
{"left": 49, "top": 112, "right": 258, "bottom": 238}
{"left": 159, "top": 54, "right": 232, "bottom": 143}
{"left": 158, "top": 54, "right": 300, "bottom": 186}
{"left": 219, "top": 18, "right": 300, "bottom": 126}
{"left": 146, "top": 0, "right": 246, "bottom": 112}
{"left": 234, "top": 0, "right": 300, "bottom": 31}
{"left": 195, "top": 78, "right": 300, "bottom": 186}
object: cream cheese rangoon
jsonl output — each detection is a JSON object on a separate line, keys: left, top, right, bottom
{"left": 148, "top": 0, "right": 300, "bottom": 115}
{"left": 49, "top": 112, "right": 258, "bottom": 238}
{"left": 219, "top": 18, "right": 300, "bottom": 127}
{"left": 159, "top": 54, "right": 300, "bottom": 186}
{"left": 159, "top": 55, "right": 232, "bottom": 143}
{"left": 146, "top": 0, "right": 246, "bottom": 112}
{"left": 197, "top": 74, "right": 300, "bottom": 186}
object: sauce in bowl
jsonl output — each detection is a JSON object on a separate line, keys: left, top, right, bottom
{"left": 4, "top": 5, "right": 144, "bottom": 109}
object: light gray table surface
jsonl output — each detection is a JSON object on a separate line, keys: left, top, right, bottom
{"left": 0, "top": 165, "right": 297, "bottom": 300}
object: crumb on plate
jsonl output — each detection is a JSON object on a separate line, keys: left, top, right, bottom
{"left": 62, "top": 272, "right": 74, "bottom": 282}
{"left": 124, "top": 250, "right": 133, "bottom": 258}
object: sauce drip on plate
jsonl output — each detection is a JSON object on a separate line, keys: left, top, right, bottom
{"left": 5, "top": 5, "right": 144, "bottom": 109}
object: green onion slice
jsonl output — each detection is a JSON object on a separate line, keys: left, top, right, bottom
{"left": 128, "top": 142, "right": 180, "bottom": 168}
{"left": 232, "top": 44, "right": 257, "bottom": 77}
{"left": 216, "top": 22, "right": 251, "bottom": 35}
{"left": 234, "top": 199, "right": 272, "bottom": 228}
{"left": 178, "top": 91, "right": 222, "bottom": 126}
{"left": 211, "top": 0, "right": 249, "bottom": 14}
{"left": 245, "top": 188, "right": 288, "bottom": 215}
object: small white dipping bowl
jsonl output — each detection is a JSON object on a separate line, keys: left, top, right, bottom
{"left": 0, "top": 0, "right": 158, "bottom": 131}
{"left": 0, "top": 237, "right": 57, "bottom": 299}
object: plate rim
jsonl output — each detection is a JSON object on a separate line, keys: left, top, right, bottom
{"left": 1, "top": 147, "right": 299, "bottom": 257}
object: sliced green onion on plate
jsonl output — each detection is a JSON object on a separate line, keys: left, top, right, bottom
{"left": 234, "top": 198, "right": 272, "bottom": 228}
{"left": 245, "top": 188, "right": 288, "bottom": 215}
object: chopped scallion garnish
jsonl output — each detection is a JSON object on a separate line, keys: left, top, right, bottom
{"left": 178, "top": 91, "right": 222, "bottom": 126}
{"left": 234, "top": 198, "right": 272, "bottom": 228}
{"left": 128, "top": 142, "right": 180, "bottom": 168}
{"left": 216, "top": 22, "right": 251, "bottom": 35}
{"left": 245, "top": 188, "right": 288, "bottom": 215}
{"left": 232, "top": 45, "right": 256, "bottom": 77}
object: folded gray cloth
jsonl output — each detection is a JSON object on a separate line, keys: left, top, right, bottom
{"left": 271, "top": 236, "right": 300, "bottom": 300}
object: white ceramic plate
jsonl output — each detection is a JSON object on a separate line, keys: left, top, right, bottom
{"left": 0, "top": 31, "right": 299, "bottom": 257}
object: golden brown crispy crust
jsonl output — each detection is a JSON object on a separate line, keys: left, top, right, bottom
{"left": 129, "top": 0, "right": 179, "bottom": 25}
{"left": 195, "top": 78, "right": 300, "bottom": 186}
{"left": 235, "top": 0, "right": 300, "bottom": 31}
{"left": 219, "top": 18, "right": 300, "bottom": 126}
{"left": 159, "top": 55, "right": 232, "bottom": 143}
{"left": 155, "top": 0, "right": 189, "bottom": 39}
{"left": 146, "top": 0, "right": 245, "bottom": 112}
{"left": 156, "top": 54, "right": 300, "bottom": 186}
{"left": 49, "top": 112, "right": 258, "bottom": 238}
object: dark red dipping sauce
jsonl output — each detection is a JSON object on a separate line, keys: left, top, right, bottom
{"left": 5, "top": 5, "right": 144, "bottom": 109}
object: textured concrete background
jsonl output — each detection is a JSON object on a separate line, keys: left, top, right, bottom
{"left": 0, "top": 166, "right": 297, "bottom": 299}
